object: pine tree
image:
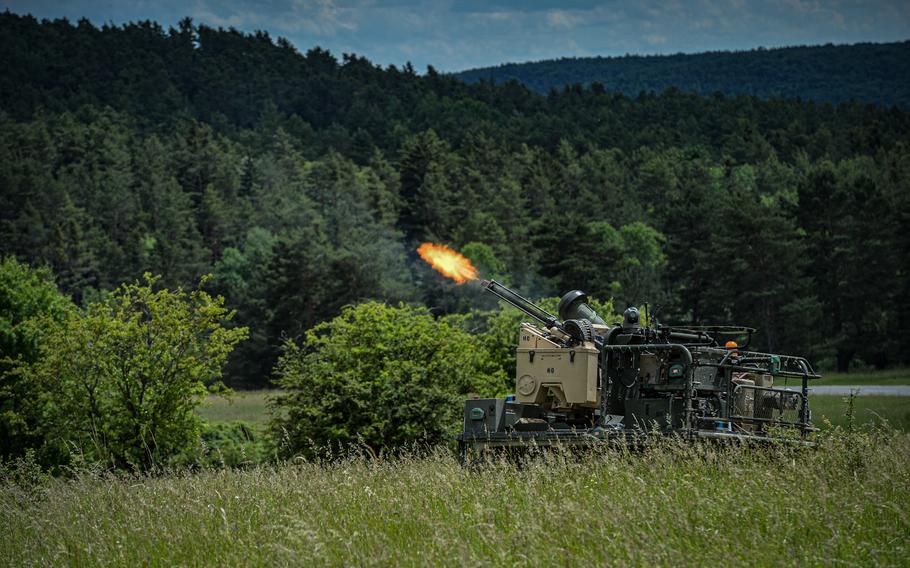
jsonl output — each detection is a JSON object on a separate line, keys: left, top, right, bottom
{"left": 398, "top": 130, "right": 458, "bottom": 243}
{"left": 48, "top": 193, "right": 99, "bottom": 303}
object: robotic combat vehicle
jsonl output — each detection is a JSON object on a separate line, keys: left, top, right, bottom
{"left": 458, "top": 280, "right": 821, "bottom": 460}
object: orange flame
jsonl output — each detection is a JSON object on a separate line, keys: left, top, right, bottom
{"left": 417, "top": 243, "right": 478, "bottom": 284}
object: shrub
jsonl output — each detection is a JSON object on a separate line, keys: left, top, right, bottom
{"left": 30, "top": 274, "right": 247, "bottom": 469}
{"left": 270, "top": 302, "right": 502, "bottom": 457}
{"left": 0, "top": 257, "right": 71, "bottom": 460}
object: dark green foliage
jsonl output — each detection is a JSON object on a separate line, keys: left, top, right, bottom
{"left": 535, "top": 220, "right": 666, "bottom": 308}
{"left": 795, "top": 159, "right": 903, "bottom": 370}
{"left": 211, "top": 229, "right": 278, "bottom": 388}
{"left": 0, "top": 13, "right": 908, "bottom": 386}
{"left": 270, "top": 302, "right": 502, "bottom": 456}
{"left": 398, "top": 130, "right": 460, "bottom": 243}
{"left": 3, "top": 14, "right": 909, "bottom": 162}
{"left": 454, "top": 42, "right": 910, "bottom": 108}
{"left": 697, "top": 174, "right": 818, "bottom": 354}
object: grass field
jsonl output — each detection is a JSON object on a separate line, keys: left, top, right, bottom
{"left": 4, "top": 387, "right": 907, "bottom": 565}
{"left": 198, "top": 390, "right": 275, "bottom": 425}
{"left": 814, "top": 367, "right": 910, "bottom": 386}
{"left": 2, "top": 431, "right": 906, "bottom": 566}
{"left": 198, "top": 390, "right": 910, "bottom": 433}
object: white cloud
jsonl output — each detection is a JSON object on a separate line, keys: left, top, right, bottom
{"left": 645, "top": 33, "right": 668, "bottom": 45}
{"left": 484, "top": 11, "right": 514, "bottom": 22}
{"left": 290, "top": 0, "right": 359, "bottom": 35}
{"left": 191, "top": 0, "right": 360, "bottom": 36}
{"left": 546, "top": 9, "right": 583, "bottom": 29}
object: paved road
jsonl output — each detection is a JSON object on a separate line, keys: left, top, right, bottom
{"left": 781, "top": 386, "right": 910, "bottom": 396}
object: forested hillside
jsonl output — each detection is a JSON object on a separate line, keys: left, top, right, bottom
{"left": 454, "top": 42, "right": 910, "bottom": 108}
{"left": 2, "top": 12, "right": 909, "bottom": 387}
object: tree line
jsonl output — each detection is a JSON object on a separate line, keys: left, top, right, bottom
{"left": 454, "top": 41, "right": 910, "bottom": 108}
{"left": 0, "top": 13, "right": 908, "bottom": 393}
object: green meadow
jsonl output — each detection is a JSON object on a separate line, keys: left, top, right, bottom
{"left": 2, "top": 430, "right": 906, "bottom": 567}
{"left": 2, "top": 385, "right": 906, "bottom": 567}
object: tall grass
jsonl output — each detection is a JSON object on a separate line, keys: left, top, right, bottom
{"left": 2, "top": 429, "right": 907, "bottom": 567}
{"left": 811, "top": 395, "right": 910, "bottom": 431}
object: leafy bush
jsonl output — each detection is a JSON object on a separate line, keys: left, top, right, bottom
{"left": 0, "top": 257, "right": 71, "bottom": 459}
{"left": 270, "top": 302, "right": 502, "bottom": 457}
{"left": 29, "top": 274, "right": 247, "bottom": 469}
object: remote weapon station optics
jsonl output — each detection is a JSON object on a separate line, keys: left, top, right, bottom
{"left": 416, "top": 243, "right": 821, "bottom": 460}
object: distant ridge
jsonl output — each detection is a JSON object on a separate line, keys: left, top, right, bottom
{"left": 452, "top": 41, "right": 910, "bottom": 108}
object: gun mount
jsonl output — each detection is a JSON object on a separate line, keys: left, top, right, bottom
{"left": 457, "top": 281, "right": 821, "bottom": 462}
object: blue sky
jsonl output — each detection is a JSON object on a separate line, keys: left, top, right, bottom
{"left": 4, "top": 1, "right": 909, "bottom": 72}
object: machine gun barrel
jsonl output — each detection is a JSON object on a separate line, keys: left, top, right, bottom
{"left": 480, "top": 279, "right": 563, "bottom": 330}
{"left": 667, "top": 330, "right": 711, "bottom": 343}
